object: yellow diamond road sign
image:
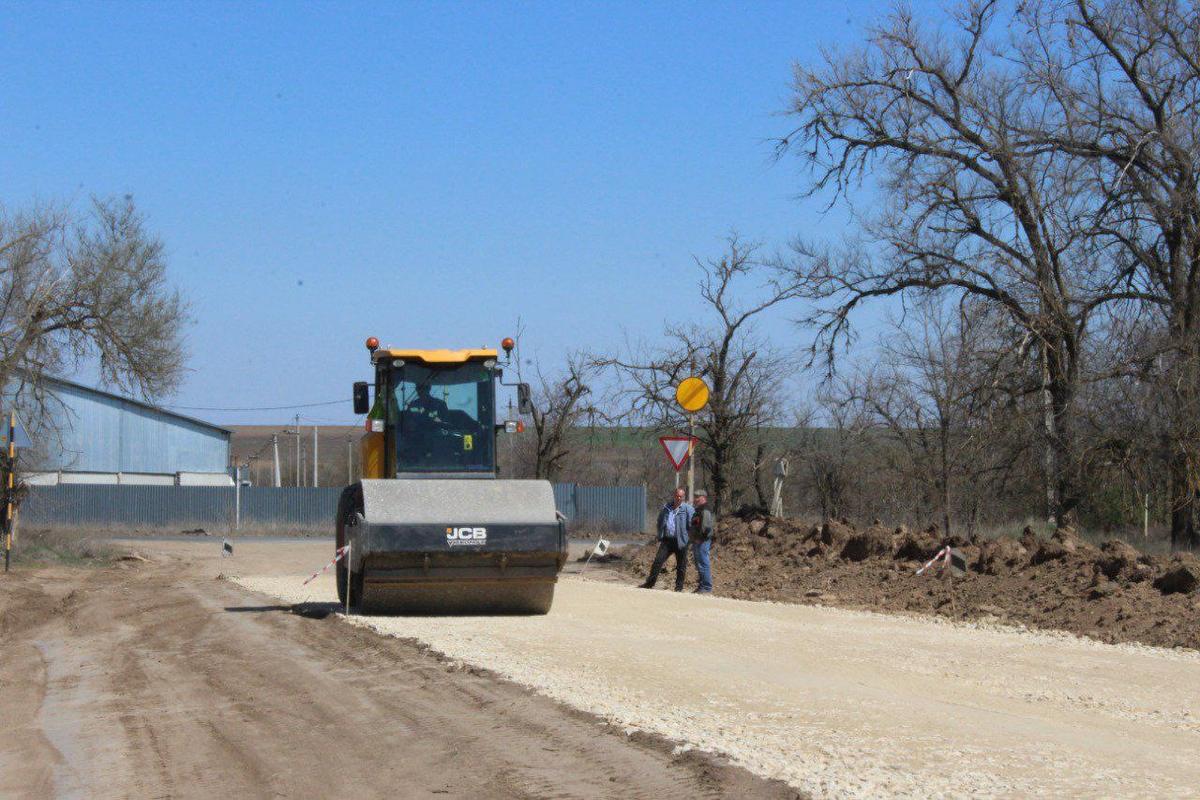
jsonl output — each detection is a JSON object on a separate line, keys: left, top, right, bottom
{"left": 675, "top": 376, "right": 709, "bottom": 412}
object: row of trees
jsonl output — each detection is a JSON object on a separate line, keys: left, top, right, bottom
{"left": 516, "top": 1, "right": 1200, "bottom": 548}
{"left": 778, "top": 0, "right": 1200, "bottom": 546}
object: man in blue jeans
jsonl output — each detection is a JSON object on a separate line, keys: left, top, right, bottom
{"left": 689, "top": 490, "right": 715, "bottom": 594}
{"left": 640, "top": 487, "right": 692, "bottom": 591}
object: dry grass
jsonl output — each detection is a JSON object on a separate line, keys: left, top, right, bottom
{"left": 11, "top": 527, "right": 115, "bottom": 565}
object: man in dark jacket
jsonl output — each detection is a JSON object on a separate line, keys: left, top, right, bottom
{"left": 640, "top": 487, "right": 692, "bottom": 591}
{"left": 689, "top": 490, "right": 715, "bottom": 594}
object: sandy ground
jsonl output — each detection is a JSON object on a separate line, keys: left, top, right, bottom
{"left": 229, "top": 541, "right": 1200, "bottom": 799}
{"left": 0, "top": 539, "right": 795, "bottom": 800}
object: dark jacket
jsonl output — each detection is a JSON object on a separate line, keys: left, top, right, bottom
{"left": 656, "top": 502, "right": 693, "bottom": 548}
{"left": 690, "top": 507, "right": 715, "bottom": 542}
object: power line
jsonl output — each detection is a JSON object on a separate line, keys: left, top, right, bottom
{"left": 165, "top": 399, "right": 346, "bottom": 412}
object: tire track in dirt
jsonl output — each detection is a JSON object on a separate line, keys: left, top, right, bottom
{"left": 0, "top": 561, "right": 799, "bottom": 800}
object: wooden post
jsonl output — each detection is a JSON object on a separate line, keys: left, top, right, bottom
{"left": 1144, "top": 491, "right": 1150, "bottom": 540}
{"left": 4, "top": 412, "right": 15, "bottom": 572}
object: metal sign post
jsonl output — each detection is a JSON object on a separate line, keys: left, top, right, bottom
{"left": 686, "top": 415, "right": 695, "bottom": 503}
{"left": 234, "top": 465, "right": 242, "bottom": 531}
{"left": 672, "top": 377, "right": 709, "bottom": 503}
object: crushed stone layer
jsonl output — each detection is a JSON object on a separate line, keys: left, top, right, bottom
{"left": 234, "top": 573, "right": 1200, "bottom": 799}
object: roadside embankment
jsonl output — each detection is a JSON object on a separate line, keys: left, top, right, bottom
{"left": 623, "top": 516, "right": 1200, "bottom": 649}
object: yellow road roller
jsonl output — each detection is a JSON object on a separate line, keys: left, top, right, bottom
{"left": 336, "top": 336, "right": 566, "bottom": 614}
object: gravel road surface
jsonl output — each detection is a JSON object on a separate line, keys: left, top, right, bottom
{"left": 240, "top": 553, "right": 1200, "bottom": 799}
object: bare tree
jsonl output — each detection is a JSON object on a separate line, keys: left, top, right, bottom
{"left": 777, "top": 0, "right": 1138, "bottom": 528}
{"left": 1013, "top": 0, "right": 1200, "bottom": 546}
{"left": 527, "top": 354, "right": 603, "bottom": 481}
{"left": 849, "top": 300, "right": 1028, "bottom": 535}
{"left": 791, "top": 397, "right": 872, "bottom": 523}
{"left": 1, "top": 197, "right": 188, "bottom": 426}
{"left": 598, "top": 236, "right": 802, "bottom": 513}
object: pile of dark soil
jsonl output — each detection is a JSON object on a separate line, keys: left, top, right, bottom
{"left": 622, "top": 516, "right": 1200, "bottom": 650}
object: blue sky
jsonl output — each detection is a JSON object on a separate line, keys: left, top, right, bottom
{"left": 1, "top": 0, "right": 898, "bottom": 425}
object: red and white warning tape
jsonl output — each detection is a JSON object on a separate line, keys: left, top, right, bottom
{"left": 303, "top": 545, "right": 349, "bottom": 586}
{"left": 916, "top": 545, "right": 952, "bottom": 576}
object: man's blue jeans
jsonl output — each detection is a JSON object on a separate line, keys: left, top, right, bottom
{"left": 692, "top": 539, "right": 713, "bottom": 592}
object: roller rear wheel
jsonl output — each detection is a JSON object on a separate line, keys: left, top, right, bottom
{"left": 335, "top": 485, "right": 364, "bottom": 608}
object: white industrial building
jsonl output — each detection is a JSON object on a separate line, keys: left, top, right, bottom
{"left": 18, "top": 377, "right": 233, "bottom": 486}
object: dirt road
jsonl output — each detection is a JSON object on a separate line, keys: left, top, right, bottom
{"left": 0, "top": 544, "right": 795, "bottom": 800}
{"left": 237, "top": 542, "right": 1200, "bottom": 799}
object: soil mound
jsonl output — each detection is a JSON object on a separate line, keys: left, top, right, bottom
{"left": 1095, "top": 540, "right": 1145, "bottom": 582}
{"left": 977, "top": 537, "right": 1028, "bottom": 575}
{"left": 623, "top": 514, "right": 1200, "bottom": 650}
{"left": 894, "top": 527, "right": 940, "bottom": 562}
{"left": 840, "top": 525, "right": 893, "bottom": 562}
{"left": 1153, "top": 556, "right": 1200, "bottom": 595}
{"left": 819, "top": 519, "right": 854, "bottom": 548}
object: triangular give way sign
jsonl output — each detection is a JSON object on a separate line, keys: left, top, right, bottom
{"left": 659, "top": 436, "right": 697, "bottom": 471}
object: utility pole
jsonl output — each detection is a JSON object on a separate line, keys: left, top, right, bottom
{"left": 312, "top": 425, "right": 319, "bottom": 487}
{"left": 272, "top": 434, "right": 281, "bottom": 488}
{"left": 294, "top": 414, "right": 301, "bottom": 487}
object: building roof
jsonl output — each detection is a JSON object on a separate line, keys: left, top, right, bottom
{"left": 41, "top": 375, "right": 232, "bottom": 437}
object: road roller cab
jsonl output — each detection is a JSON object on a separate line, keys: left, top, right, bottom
{"left": 336, "top": 338, "right": 567, "bottom": 614}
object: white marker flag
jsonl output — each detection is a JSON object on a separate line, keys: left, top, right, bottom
{"left": 221, "top": 539, "right": 233, "bottom": 557}
{"left": 594, "top": 539, "right": 610, "bottom": 557}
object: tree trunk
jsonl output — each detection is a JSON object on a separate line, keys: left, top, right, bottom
{"left": 1166, "top": 337, "right": 1200, "bottom": 550}
{"left": 753, "top": 443, "right": 769, "bottom": 510}
{"left": 1168, "top": 452, "right": 1200, "bottom": 550}
{"left": 1040, "top": 344, "right": 1059, "bottom": 527}
{"left": 938, "top": 423, "right": 952, "bottom": 538}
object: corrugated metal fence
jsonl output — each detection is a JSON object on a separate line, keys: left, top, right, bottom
{"left": 20, "top": 482, "right": 647, "bottom": 533}
{"left": 20, "top": 485, "right": 341, "bottom": 530}
{"left": 552, "top": 483, "right": 646, "bottom": 532}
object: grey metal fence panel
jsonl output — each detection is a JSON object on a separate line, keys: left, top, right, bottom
{"left": 20, "top": 485, "right": 340, "bottom": 530}
{"left": 551, "top": 483, "right": 577, "bottom": 522}
{"left": 240, "top": 487, "right": 340, "bottom": 528}
{"left": 20, "top": 483, "right": 645, "bottom": 532}
{"left": 573, "top": 484, "right": 646, "bottom": 532}
{"left": 22, "top": 485, "right": 221, "bottom": 528}
{"left": 551, "top": 483, "right": 646, "bottom": 533}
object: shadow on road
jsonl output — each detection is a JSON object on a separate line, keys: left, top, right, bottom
{"left": 223, "top": 602, "right": 341, "bottom": 619}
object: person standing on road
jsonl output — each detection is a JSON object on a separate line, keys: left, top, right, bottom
{"left": 640, "top": 487, "right": 692, "bottom": 591}
{"left": 689, "top": 490, "right": 715, "bottom": 594}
